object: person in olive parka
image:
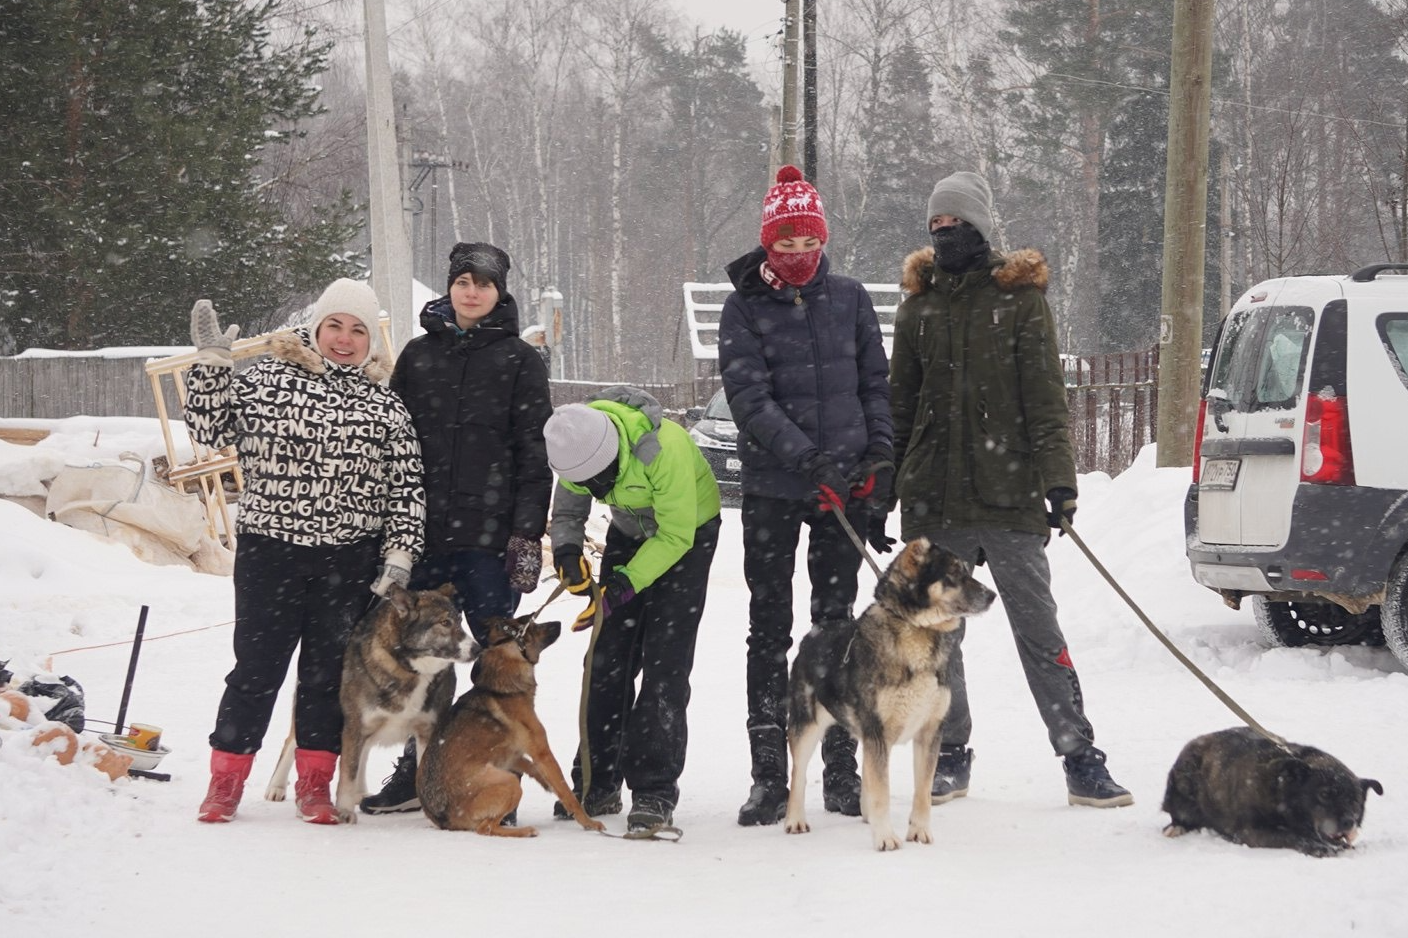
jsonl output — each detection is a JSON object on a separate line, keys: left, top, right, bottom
{"left": 886, "top": 171, "right": 1132, "bottom": 809}
{"left": 360, "top": 241, "right": 554, "bottom": 815}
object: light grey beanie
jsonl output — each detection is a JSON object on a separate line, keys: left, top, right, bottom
{"left": 309, "top": 278, "right": 382, "bottom": 361}
{"left": 926, "top": 171, "right": 994, "bottom": 241}
{"left": 545, "top": 403, "right": 619, "bottom": 482}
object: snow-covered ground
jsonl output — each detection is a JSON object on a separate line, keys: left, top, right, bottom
{"left": 2, "top": 425, "right": 1404, "bottom": 937}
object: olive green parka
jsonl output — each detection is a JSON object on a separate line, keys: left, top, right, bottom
{"left": 889, "top": 245, "right": 1076, "bottom": 540}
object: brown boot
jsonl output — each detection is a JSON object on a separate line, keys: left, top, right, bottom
{"left": 294, "top": 749, "right": 339, "bottom": 824}
{"left": 197, "top": 750, "right": 255, "bottom": 823}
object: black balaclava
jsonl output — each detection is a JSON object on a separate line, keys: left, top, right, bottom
{"left": 930, "top": 222, "right": 989, "bottom": 275}
{"left": 581, "top": 454, "right": 620, "bottom": 499}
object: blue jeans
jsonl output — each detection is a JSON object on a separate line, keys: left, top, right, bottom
{"left": 409, "top": 548, "right": 518, "bottom": 644}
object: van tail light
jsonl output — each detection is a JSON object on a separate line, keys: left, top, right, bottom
{"left": 1191, "top": 399, "right": 1208, "bottom": 483}
{"left": 1301, "top": 391, "right": 1355, "bottom": 485}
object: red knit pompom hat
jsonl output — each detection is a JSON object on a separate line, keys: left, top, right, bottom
{"left": 760, "top": 165, "right": 828, "bottom": 247}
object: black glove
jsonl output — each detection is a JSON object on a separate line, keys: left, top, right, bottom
{"left": 800, "top": 453, "right": 850, "bottom": 512}
{"left": 1046, "top": 487, "right": 1077, "bottom": 534}
{"left": 553, "top": 544, "right": 592, "bottom": 593}
{"left": 866, "top": 513, "right": 896, "bottom": 554}
{"left": 847, "top": 445, "right": 895, "bottom": 507}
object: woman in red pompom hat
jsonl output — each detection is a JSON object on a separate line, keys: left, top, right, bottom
{"left": 716, "top": 165, "right": 894, "bottom": 826}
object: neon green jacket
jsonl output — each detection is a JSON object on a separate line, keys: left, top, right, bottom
{"left": 549, "top": 386, "right": 721, "bottom": 591}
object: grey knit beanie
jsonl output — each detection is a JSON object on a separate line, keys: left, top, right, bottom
{"left": 544, "top": 403, "right": 619, "bottom": 482}
{"left": 926, "top": 171, "right": 994, "bottom": 241}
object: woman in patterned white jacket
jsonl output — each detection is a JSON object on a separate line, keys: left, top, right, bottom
{"left": 184, "top": 278, "right": 425, "bottom": 826}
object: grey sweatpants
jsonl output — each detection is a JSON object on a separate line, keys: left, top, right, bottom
{"left": 922, "top": 528, "right": 1095, "bottom": 757}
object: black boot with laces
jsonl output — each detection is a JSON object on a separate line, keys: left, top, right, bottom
{"left": 359, "top": 740, "right": 420, "bottom": 814}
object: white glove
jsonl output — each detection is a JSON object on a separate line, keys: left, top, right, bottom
{"left": 190, "top": 299, "right": 240, "bottom": 367}
{"left": 370, "top": 550, "right": 414, "bottom": 597}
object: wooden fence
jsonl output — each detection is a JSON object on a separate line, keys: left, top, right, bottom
{"left": 1, "top": 347, "right": 1161, "bottom": 477}
{"left": 1064, "top": 348, "right": 1159, "bottom": 476}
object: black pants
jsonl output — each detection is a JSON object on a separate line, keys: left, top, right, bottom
{"left": 571, "top": 515, "right": 720, "bottom": 809}
{"left": 741, "top": 494, "right": 869, "bottom": 732}
{"left": 209, "top": 533, "right": 378, "bottom": 755}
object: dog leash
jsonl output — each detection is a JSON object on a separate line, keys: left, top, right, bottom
{"left": 831, "top": 506, "right": 885, "bottom": 579}
{"left": 1058, "top": 517, "right": 1289, "bottom": 749}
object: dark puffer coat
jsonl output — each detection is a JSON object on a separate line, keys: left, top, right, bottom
{"left": 390, "top": 293, "right": 552, "bottom": 554}
{"left": 717, "top": 248, "right": 892, "bottom": 500}
{"left": 890, "top": 245, "right": 1076, "bottom": 538}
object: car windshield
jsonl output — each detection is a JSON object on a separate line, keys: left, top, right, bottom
{"left": 705, "top": 391, "right": 734, "bottom": 421}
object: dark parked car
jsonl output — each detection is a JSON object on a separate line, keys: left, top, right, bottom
{"left": 686, "top": 388, "right": 741, "bottom": 504}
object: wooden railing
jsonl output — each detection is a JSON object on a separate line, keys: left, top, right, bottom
{"left": 1064, "top": 348, "right": 1159, "bottom": 476}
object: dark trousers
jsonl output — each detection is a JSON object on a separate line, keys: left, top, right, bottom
{"left": 210, "top": 534, "right": 379, "bottom": 755}
{"left": 572, "top": 515, "right": 720, "bottom": 809}
{"left": 740, "top": 494, "right": 869, "bottom": 731}
{"left": 410, "top": 548, "right": 517, "bottom": 644}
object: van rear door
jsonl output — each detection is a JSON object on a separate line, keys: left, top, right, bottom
{"left": 1197, "top": 300, "right": 1314, "bottom": 547}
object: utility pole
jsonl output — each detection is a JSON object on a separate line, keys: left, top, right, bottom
{"left": 802, "top": 0, "right": 817, "bottom": 182}
{"left": 1155, "top": 0, "right": 1214, "bottom": 468}
{"left": 363, "top": 0, "right": 414, "bottom": 355}
{"left": 779, "top": 0, "right": 801, "bottom": 168}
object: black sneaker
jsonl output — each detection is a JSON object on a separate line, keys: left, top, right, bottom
{"left": 1064, "top": 748, "right": 1134, "bottom": 808}
{"left": 359, "top": 751, "right": 420, "bottom": 814}
{"left": 626, "top": 796, "right": 674, "bottom": 833}
{"left": 931, "top": 745, "right": 972, "bottom": 805}
{"left": 552, "top": 787, "right": 623, "bottom": 820}
{"left": 822, "top": 772, "right": 862, "bottom": 816}
{"left": 737, "top": 779, "right": 788, "bottom": 826}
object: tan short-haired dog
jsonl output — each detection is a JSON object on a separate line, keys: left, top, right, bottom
{"left": 418, "top": 615, "right": 605, "bottom": 837}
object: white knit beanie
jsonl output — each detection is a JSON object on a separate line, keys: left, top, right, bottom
{"left": 310, "top": 278, "right": 382, "bottom": 361}
{"left": 544, "top": 404, "right": 619, "bottom": 482}
{"left": 926, "top": 171, "right": 994, "bottom": 241}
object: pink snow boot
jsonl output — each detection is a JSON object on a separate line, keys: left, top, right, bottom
{"left": 197, "top": 749, "right": 255, "bottom": 823}
{"left": 294, "top": 748, "right": 340, "bottom": 824}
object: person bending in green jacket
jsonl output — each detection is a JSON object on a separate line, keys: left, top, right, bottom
{"left": 887, "top": 170, "right": 1132, "bottom": 809}
{"left": 544, "top": 386, "right": 722, "bottom": 835}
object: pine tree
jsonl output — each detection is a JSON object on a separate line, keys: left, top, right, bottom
{"left": 0, "top": 0, "right": 361, "bottom": 352}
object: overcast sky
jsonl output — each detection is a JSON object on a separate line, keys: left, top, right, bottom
{"left": 668, "top": 0, "right": 785, "bottom": 84}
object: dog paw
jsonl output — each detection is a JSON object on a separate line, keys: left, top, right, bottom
{"left": 1162, "top": 824, "right": 1187, "bottom": 838}
{"left": 873, "top": 830, "right": 902, "bottom": 851}
{"left": 784, "top": 817, "right": 811, "bottom": 834}
{"left": 582, "top": 818, "right": 606, "bottom": 833}
{"left": 336, "top": 806, "right": 358, "bottom": 825}
{"left": 906, "top": 824, "right": 932, "bottom": 845}
{"left": 264, "top": 785, "right": 287, "bottom": 802}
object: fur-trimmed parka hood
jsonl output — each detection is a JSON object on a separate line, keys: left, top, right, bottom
{"left": 900, "top": 246, "right": 1050, "bottom": 297}
{"left": 269, "top": 326, "right": 393, "bottom": 384}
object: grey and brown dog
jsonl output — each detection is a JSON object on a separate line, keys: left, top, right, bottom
{"left": 784, "top": 537, "right": 996, "bottom": 851}
{"left": 1162, "top": 727, "right": 1383, "bottom": 857}
{"left": 418, "top": 615, "right": 605, "bottom": 837}
{"left": 265, "top": 584, "right": 479, "bottom": 822}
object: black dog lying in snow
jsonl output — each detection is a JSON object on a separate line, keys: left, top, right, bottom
{"left": 1162, "top": 727, "right": 1382, "bottom": 857}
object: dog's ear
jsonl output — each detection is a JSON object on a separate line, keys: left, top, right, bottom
{"left": 1362, "top": 778, "right": 1384, "bottom": 797}
{"left": 387, "top": 582, "right": 415, "bottom": 615}
{"left": 435, "top": 582, "right": 458, "bottom": 600}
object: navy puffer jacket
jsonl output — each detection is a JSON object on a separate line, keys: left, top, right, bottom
{"left": 717, "top": 248, "right": 892, "bottom": 500}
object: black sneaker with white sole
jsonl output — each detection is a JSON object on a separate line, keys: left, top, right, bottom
{"left": 930, "top": 745, "right": 972, "bottom": 805}
{"left": 359, "top": 747, "right": 420, "bottom": 814}
{"left": 1064, "top": 748, "right": 1134, "bottom": 808}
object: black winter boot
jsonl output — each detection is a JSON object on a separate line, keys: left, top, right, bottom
{"left": 359, "top": 738, "right": 419, "bottom": 814}
{"left": 737, "top": 726, "right": 789, "bottom": 826}
{"left": 1064, "top": 747, "right": 1133, "bottom": 808}
{"left": 931, "top": 744, "right": 973, "bottom": 804}
{"left": 821, "top": 724, "right": 862, "bottom": 816}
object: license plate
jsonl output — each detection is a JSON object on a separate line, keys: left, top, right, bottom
{"left": 726, "top": 457, "right": 741, "bottom": 472}
{"left": 1202, "top": 458, "right": 1241, "bottom": 490}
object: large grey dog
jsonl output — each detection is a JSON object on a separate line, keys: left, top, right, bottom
{"left": 784, "top": 537, "right": 995, "bottom": 851}
{"left": 263, "top": 583, "right": 480, "bottom": 823}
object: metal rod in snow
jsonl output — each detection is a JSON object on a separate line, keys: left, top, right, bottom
{"left": 114, "top": 605, "right": 149, "bottom": 734}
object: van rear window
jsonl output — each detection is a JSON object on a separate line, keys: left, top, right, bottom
{"left": 1208, "top": 305, "right": 1313, "bottom": 411}
{"left": 1378, "top": 314, "right": 1408, "bottom": 389}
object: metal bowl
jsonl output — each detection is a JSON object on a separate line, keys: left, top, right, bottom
{"left": 99, "top": 733, "right": 170, "bottom": 772}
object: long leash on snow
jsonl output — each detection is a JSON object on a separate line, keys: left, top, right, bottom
{"left": 1058, "top": 517, "right": 1289, "bottom": 749}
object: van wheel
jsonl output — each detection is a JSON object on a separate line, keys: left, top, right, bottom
{"left": 1380, "top": 554, "right": 1408, "bottom": 669}
{"left": 1251, "top": 596, "right": 1384, "bottom": 648}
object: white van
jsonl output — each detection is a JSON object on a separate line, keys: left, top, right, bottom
{"left": 1184, "top": 264, "right": 1408, "bottom": 668}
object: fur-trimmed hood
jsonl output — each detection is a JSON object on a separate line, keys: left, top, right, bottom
{"left": 900, "top": 246, "right": 1050, "bottom": 296}
{"left": 268, "top": 326, "right": 393, "bottom": 384}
